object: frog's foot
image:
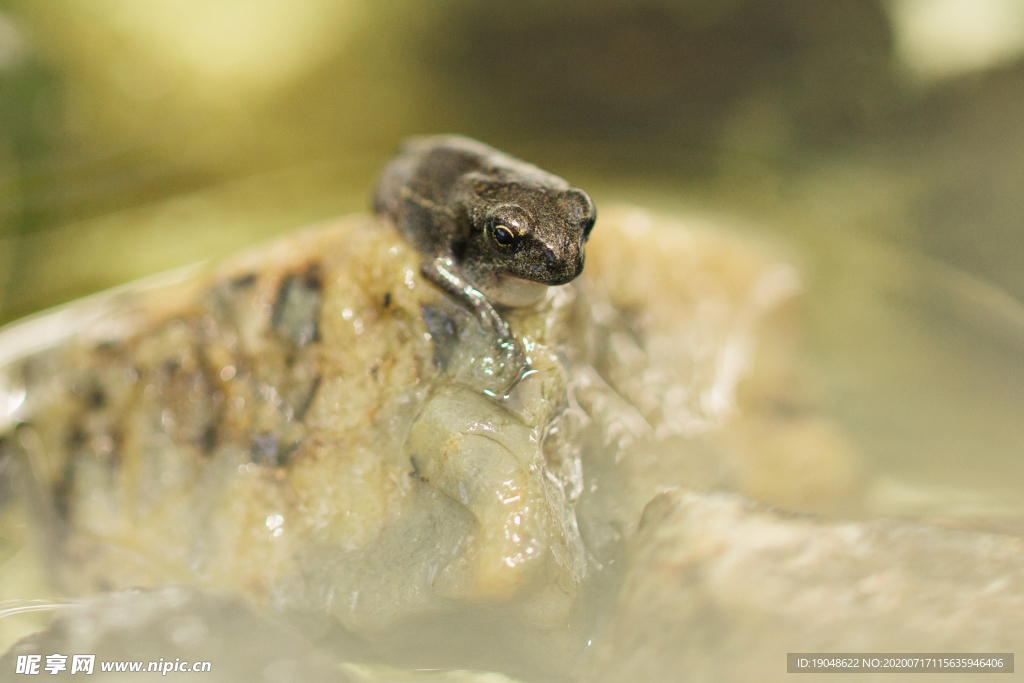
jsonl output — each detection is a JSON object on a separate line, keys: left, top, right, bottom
{"left": 421, "top": 256, "right": 530, "bottom": 395}
{"left": 424, "top": 310, "right": 527, "bottom": 397}
{"left": 490, "top": 335, "right": 531, "bottom": 396}
{"left": 451, "top": 333, "right": 526, "bottom": 398}
{"left": 474, "top": 298, "right": 532, "bottom": 393}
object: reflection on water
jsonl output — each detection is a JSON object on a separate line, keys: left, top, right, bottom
{"left": 808, "top": 231, "right": 1024, "bottom": 515}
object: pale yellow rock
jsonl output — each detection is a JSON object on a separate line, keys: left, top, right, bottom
{"left": 0, "top": 205, "right": 866, "bottom": 676}
{"left": 0, "top": 215, "right": 584, "bottom": 633}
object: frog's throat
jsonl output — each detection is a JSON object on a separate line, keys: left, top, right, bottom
{"left": 477, "top": 275, "right": 549, "bottom": 308}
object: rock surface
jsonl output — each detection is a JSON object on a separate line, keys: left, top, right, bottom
{"left": 0, "top": 215, "right": 586, "bottom": 641}
{"left": 0, "top": 206, "right": 867, "bottom": 678}
{"left": 583, "top": 490, "right": 1024, "bottom": 683}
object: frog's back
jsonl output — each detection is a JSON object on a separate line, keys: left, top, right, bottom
{"left": 372, "top": 135, "right": 571, "bottom": 253}
{"left": 372, "top": 136, "right": 485, "bottom": 222}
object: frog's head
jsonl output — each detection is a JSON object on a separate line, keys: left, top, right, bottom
{"left": 459, "top": 173, "right": 596, "bottom": 303}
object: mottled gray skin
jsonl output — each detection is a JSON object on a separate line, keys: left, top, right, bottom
{"left": 373, "top": 135, "right": 596, "bottom": 345}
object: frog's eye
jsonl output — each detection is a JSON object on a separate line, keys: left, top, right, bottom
{"left": 492, "top": 223, "right": 517, "bottom": 248}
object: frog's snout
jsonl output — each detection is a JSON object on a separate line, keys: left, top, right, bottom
{"left": 564, "top": 249, "right": 585, "bottom": 277}
{"left": 536, "top": 244, "right": 585, "bottom": 285}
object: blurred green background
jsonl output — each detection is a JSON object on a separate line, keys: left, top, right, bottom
{"left": 2, "top": 0, "right": 1024, "bottom": 510}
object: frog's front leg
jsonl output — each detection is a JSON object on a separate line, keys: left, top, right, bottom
{"left": 422, "top": 255, "right": 512, "bottom": 342}
{"left": 421, "top": 255, "right": 529, "bottom": 388}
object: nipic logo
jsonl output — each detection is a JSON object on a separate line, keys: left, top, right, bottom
{"left": 15, "top": 654, "right": 96, "bottom": 675}
{"left": 71, "top": 655, "right": 96, "bottom": 674}
{"left": 15, "top": 655, "right": 40, "bottom": 675}
{"left": 14, "top": 653, "right": 211, "bottom": 675}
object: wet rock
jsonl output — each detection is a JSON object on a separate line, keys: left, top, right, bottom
{"left": 272, "top": 265, "right": 324, "bottom": 349}
{"left": 582, "top": 490, "right": 1024, "bottom": 683}
{"left": 0, "top": 216, "right": 588, "bottom": 655}
{"left": 0, "top": 207, "right": 858, "bottom": 677}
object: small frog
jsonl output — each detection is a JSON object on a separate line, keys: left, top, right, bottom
{"left": 373, "top": 135, "right": 596, "bottom": 353}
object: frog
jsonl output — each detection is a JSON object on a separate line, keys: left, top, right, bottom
{"left": 372, "top": 135, "right": 596, "bottom": 360}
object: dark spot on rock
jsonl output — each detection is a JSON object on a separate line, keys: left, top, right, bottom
{"left": 250, "top": 433, "right": 300, "bottom": 468}
{"left": 276, "top": 441, "right": 301, "bottom": 467}
{"left": 87, "top": 386, "right": 107, "bottom": 410}
{"left": 293, "top": 374, "right": 322, "bottom": 422}
{"left": 66, "top": 424, "right": 87, "bottom": 452}
{"left": 383, "top": 292, "right": 392, "bottom": 308}
{"left": 409, "top": 455, "right": 428, "bottom": 483}
{"left": 421, "top": 304, "right": 459, "bottom": 370}
{"left": 71, "top": 376, "right": 107, "bottom": 409}
{"left": 200, "top": 424, "right": 218, "bottom": 455}
{"left": 163, "top": 359, "right": 181, "bottom": 375}
{"left": 230, "top": 273, "right": 258, "bottom": 289}
{"left": 95, "top": 341, "right": 120, "bottom": 356}
{"left": 273, "top": 265, "right": 324, "bottom": 348}
{"left": 252, "top": 433, "right": 279, "bottom": 465}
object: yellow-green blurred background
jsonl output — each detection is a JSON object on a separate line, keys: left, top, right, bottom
{"left": 2, "top": 0, "right": 1024, "bottom": 509}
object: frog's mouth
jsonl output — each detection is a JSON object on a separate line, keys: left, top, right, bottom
{"left": 478, "top": 275, "right": 550, "bottom": 308}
